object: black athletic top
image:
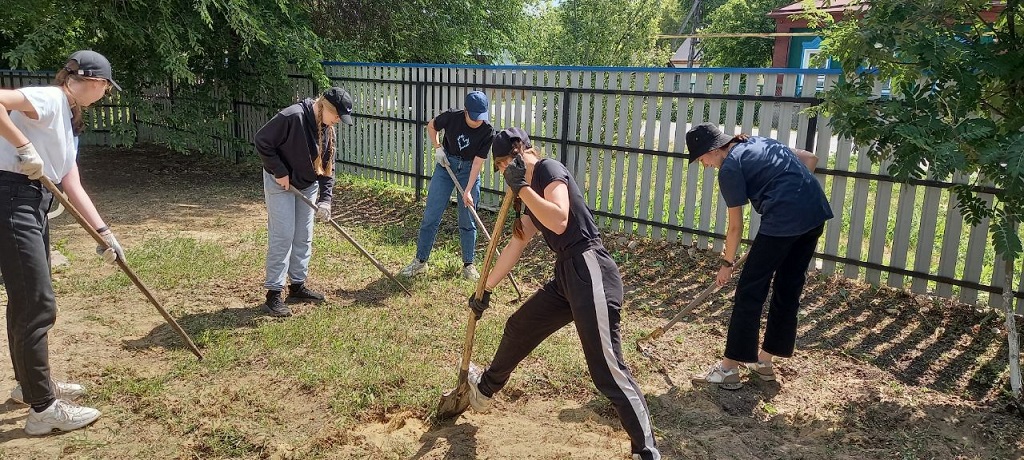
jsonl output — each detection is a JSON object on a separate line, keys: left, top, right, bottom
{"left": 433, "top": 109, "right": 494, "bottom": 161}
{"left": 523, "top": 159, "right": 602, "bottom": 259}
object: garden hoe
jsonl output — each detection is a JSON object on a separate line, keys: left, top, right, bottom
{"left": 288, "top": 187, "right": 412, "bottom": 296}
{"left": 436, "top": 188, "right": 515, "bottom": 419}
{"left": 636, "top": 252, "right": 750, "bottom": 378}
{"left": 441, "top": 162, "right": 523, "bottom": 302}
{"left": 40, "top": 177, "right": 204, "bottom": 360}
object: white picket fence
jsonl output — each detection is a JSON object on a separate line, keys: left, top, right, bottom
{"left": 2, "top": 63, "right": 1020, "bottom": 308}
{"left": 322, "top": 62, "right": 1023, "bottom": 309}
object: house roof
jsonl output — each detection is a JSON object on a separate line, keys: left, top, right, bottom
{"left": 768, "top": 0, "right": 862, "bottom": 19}
{"left": 671, "top": 38, "right": 697, "bottom": 62}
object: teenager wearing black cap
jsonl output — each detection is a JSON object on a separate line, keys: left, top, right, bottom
{"left": 685, "top": 122, "right": 832, "bottom": 389}
{"left": 463, "top": 128, "right": 661, "bottom": 460}
{"left": 255, "top": 87, "right": 354, "bottom": 317}
{"left": 399, "top": 90, "right": 494, "bottom": 281}
{"left": 0, "top": 49, "right": 122, "bottom": 434}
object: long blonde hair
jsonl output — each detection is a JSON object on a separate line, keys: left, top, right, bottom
{"left": 52, "top": 60, "right": 87, "bottom": 135}
{"left": 312, "top": 97, "right": 336, "bottom": 176}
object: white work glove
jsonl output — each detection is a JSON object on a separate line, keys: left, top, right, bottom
{"left": 96, "top": 229, "right": 126, "bottom": 265}
{"left": 315, "top": 202, "right": 331, "bottom": 222}
{"left": 16, "top": 143, "right": 44, "bottom": 180}
{"left": 434, "top": 146, "right": 449, "bottom": 167}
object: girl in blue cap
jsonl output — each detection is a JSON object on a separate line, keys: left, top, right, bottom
{"left": 255, "top": 87, "right": 354, "bottom": 317}
{"left": 399, "top": 90, "right": 494, "bottom": 281}
{"left": 0, "top": 50, "right": 123, "bottom": 434}
{"left": 464, "top": 127, "right": 661, "bottom": 460}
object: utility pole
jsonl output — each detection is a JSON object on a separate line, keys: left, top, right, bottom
{"left": 671, "top": 0, "right": 706, "bottom": 67}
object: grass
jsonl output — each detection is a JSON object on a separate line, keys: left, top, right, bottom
{"left": 10, "top": 146, "right": 1022, "bottom": 459}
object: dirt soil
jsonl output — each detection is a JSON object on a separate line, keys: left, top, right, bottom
{"left": 1, "top": 146, "right": 1022, "bottom": 459}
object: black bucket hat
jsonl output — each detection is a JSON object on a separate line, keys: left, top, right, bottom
{"left": 686, "top": 122, "right": 734, "bottom": 163}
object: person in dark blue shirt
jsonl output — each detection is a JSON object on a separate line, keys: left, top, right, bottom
{"left": 463, "top": 128, "right": 660, "bottom": 460}
{"left": 686, "top": 122, "right": 832, "bottom": 390}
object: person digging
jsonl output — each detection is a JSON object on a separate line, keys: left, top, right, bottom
{"left": 460, "top": 128, "right": 661, "bottom": 460}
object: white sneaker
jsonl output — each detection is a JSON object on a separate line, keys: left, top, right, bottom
{"left": 462, "top": 264, "right": 480, "bottom": 281}
{"left": 11, "top": 381, "right": 86, "bottom": 404}
{"left": 467, "top": 363, "right": 492, "bottom": 413}
{"left": 24, "top": 399, "right": 101, "bottom": 435}
{"left": 398, "top": 259, "right": 428, "bottom": 277}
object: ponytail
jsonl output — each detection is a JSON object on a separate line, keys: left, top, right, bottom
{"left": 312, "top": 97, "right": 337, "bottom": 176}
{"left": 53, "top": 65, "right": 85, "bottom": 136}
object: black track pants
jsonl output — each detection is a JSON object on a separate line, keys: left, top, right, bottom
{"left": 479, "top": 248, "right": 660, "bottom": 460}
{"left": 724, "top": 224, "right": 824, "bottom": 362}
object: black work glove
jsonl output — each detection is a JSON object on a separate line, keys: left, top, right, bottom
{"left": 468, "top": 290, "right": 492, "bottom": 320}
{"left": 503, "top": 155, "right": 529, "bottom": 194}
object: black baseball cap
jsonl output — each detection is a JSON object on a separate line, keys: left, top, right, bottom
{"left": 492, "top": 127, "right": 532, "bottom": 159}
{"left": 323, "top": 87, "right": 354, "bottom": 125}
{"left": 685, "top": 122, "right": 734, "bottom": 163}
{"left": 66, "top": 50, "right": 121, "bottom": 91}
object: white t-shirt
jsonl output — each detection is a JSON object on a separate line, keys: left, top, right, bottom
{"left": 0, "top": 86, "right": 77, "bottom": 182}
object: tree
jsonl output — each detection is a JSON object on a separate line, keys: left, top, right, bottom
{"left": 305, "top": 0, "right": 528, "bottom": 63}
{"left": 699, "top": 0, "right": 792, "bottom": 68}
{"left": 512, "top": 0, "right": 674, "bottom": 66}
{"left": 814, "top": 0, "right": 1024, "bottom": 400}
{"left": 1, "top": 0, "right": 531, "bottom": 154}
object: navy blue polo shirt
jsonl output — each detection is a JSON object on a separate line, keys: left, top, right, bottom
{"left": 717, "top": 137, "right": 833, "bottom": 237}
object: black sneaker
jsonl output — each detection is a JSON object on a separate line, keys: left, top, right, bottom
{"left": 286, "top": 283, "right": 325, "bottom": 303}
{"left": 262, "top": 291, "right": 292, "bottom": 317}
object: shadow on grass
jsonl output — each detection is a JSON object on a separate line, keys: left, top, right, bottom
{"left": 650, "top": 383, "right": 1024, "bottom": 459}
{"left": 122, "top": 306, "right": 261, "bottom": 353}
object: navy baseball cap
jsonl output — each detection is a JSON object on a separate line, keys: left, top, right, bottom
{"left": 66, "top": 50, "right": 121, "bottom": 91}
{"left": 465, "top": 91, "right": 489, "bottom": 122}
{"left": 323, "top": 87, "right": 354, "bottom": 125}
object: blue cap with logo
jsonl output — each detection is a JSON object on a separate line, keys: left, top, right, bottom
{"left": 465, "top": 91, "right": 489, "bottom": 122}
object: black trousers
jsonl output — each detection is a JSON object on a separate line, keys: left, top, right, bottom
{"left": 724, "top": 224, "right": 824, "bottom": 363}
{"left": 479, "top": 247, "right": 660, "bottom": 460}
{"left": 0, "top": 171, "right": 57, "bottom": 406}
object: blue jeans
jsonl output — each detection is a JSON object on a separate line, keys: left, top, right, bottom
{"left": 415, "top": 155, "right": 480, "bottom": 265}
{"left": 263, "top": 171, "right": 318, "bottom": 291}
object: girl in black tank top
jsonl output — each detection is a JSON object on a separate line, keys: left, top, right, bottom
{"left": 461, "top": 128, "right": 661, "bottom": 460}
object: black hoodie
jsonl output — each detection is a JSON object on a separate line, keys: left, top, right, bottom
{"left": 255, "top": 98, "right": 335, "bottom": 205}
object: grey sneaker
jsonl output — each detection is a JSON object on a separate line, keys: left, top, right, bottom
{"left": 745, "top": 360, "right": 776, "bottom": 381}
{"left": 462, "top": 264, "right": 480, "bottom": 281}
{"left": 11, "top": 381, "right": 86, "bottom": 404}
{"left": 691, "top": 363, "right": 742, "bottom": 390}
{"left": 467, "top": 363, "right": 492, "bottom": 413}
{"left": 24, "top": 399, "right": 101, "bottom": 435}
{"left": 399, "top": 259, "right": 429, "bottom": 277}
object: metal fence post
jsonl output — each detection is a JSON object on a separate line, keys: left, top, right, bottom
{"left": 559, "top": 88, "right": 571, "bottom": 165}
{"left": 415, "top": 82, "right": 425, "bottom": 201}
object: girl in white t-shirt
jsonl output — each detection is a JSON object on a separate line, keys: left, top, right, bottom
{"left": 0, "top": 50, "right": 123, "bottom": 435}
